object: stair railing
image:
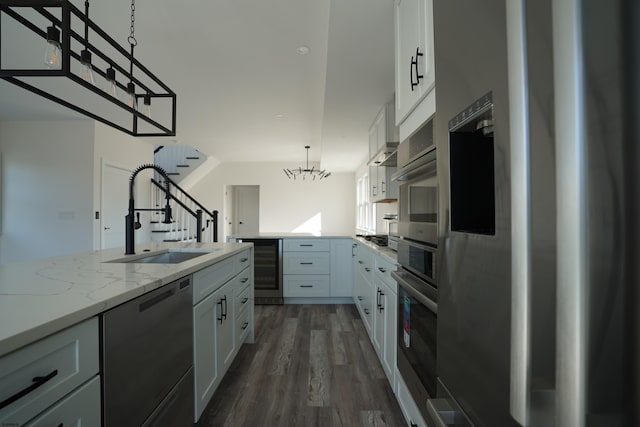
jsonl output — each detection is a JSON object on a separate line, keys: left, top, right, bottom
{"left": 150, "top": 176, "right": 218, "bottom": 243}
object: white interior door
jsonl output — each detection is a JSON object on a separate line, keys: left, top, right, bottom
{"left": 232, "top": 185, "right": 259, "bottom": 236}
{"left": 101, "top": 163, "right": 131, "bottom": 249}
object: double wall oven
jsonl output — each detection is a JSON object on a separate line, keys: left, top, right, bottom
{"left": 391, "top": 117, "right": 438, "bottom": 424}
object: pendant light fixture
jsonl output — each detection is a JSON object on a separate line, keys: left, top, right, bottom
{"left": 43, "top": 25, "right": 61, "bottom": 69}
{"left": 0, "top": 0, "right": 177, "bottom": 137}
{"left": 283, "top": 146, "right": 331, "bottom": 181}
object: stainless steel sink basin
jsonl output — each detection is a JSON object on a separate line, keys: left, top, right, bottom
{"left": 107, "top": 249, "right": 217, "bottom": 264}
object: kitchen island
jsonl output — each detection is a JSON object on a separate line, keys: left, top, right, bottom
{"left": 0, "top": 241, "right": 253, "bottom": 426}
{"left": 0, "top": 241, "right": 251, "bottom": 357}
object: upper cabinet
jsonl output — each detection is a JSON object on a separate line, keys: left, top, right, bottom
{"left": 394, "top": 0, "right": 435, "bottom": 133}
{"left": 368, "top": 101, "right": 399, "bottom": 203}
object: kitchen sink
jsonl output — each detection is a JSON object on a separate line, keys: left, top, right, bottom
{"left": 107, "top": 248, "right": 217, "bottom": 264}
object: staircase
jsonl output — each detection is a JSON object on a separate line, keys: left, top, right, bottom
{"left": 146, "top": 145, "right": 218, "bottom": 243}
{"left": 153, "top": 145, "right": 206, "bottom": 183}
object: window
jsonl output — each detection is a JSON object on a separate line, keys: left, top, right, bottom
{"left": 356, "top": 172, "right": 375, "bottom": 233}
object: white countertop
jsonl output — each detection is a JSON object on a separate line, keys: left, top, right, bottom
{"left": 354, "top": 237, "right": 398, "bottom": 264}
{"left": 229, "top": 233, "right": 354, "bottom": 239}
{"left": 0, "top": 241, "right": 251, "bottom": 358}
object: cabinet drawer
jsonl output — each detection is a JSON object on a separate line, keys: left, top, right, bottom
{"left": 235, "top": 308, "right": 251, "bottom": 344}
{"left": 283, "top": 239, "right": 331, "bottom": 252}
{"left": 193, "top": 256, "right": 235, "bottom": 304}
{"left": 374, "top": 256, "right": 398, "bottom": 289}
{"left": 283, "top": 252, "right": 330, "bottom": 275}
{"left": 284, "top": 275, "right": 331, "bottom": 297}
{"left": 24, "top": 375, "right": 100, "bottom": 427}
{"left": 235, "top": 281, "right": 252, "bottom": 318}
{"left": 234, "top": 249, "right": 252, "bottom": 273}
{"left": 0, "top": 318, "right": 99, "bottom": 426}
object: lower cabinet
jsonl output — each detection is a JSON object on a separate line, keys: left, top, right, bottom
{"left": 193, "top": 249, "right": 254, "bottom": 422}
{"left": 373, "top": 257, "right": 398, "bottom": 388}
{"left": 0, "top": 317, "right": 100, "bottom": 427}
{"left": 24, "top": 376, "right": 101, "bottom": 427}
{"left": 396, "top": 370, "right": 429, "bottom": 427}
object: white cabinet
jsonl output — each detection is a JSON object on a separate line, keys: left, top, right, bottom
{"left": 283, "top": 238, "right": 352, "bottom": 299}
{"left": 0, "top": 318, "right": 100, "bottom": 427}
{"left": 352, "top": 242, "right": 375, "bottom": 336}
{"left": 331, "top": 239, "right": 353, "bottom": 297}
{"left": 369, "top": 103, "right": 399, "bottom": 163}
{"left": 396, "top": 370, "right": 428, "bottom": 427}
{"left": 193, "top": 249, "right": 254, "bottom": 422}
{"left": 373, "top": 256, "right": 398, "bottom": 387}
{"left": 395, "top": 0, "right": 435, "bottom": 127}
{"left": 371, "top": 165, "right": 398, "bottom": 203}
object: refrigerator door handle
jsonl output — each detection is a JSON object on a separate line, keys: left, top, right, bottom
{"left": 506, "top": 1, "right": 533, "bottom": 425}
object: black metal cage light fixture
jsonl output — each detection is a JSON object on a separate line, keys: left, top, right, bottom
{"left": 0, "top": 0, "right": 176, "bottom": 137}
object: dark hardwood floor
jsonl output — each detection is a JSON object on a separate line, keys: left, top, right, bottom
{"left": 195, "top": 304, "right": 407, "bottom": 427}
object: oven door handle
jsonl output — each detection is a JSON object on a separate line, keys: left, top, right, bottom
{"left": 391, "top": 270, "right": 437, "bottom": 314}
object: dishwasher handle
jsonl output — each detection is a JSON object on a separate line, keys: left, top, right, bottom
{"left": 139, "top": 289, "right": 175, "bottom": 312}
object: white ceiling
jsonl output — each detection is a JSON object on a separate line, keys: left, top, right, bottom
{"left": 0, "top": 0, "right": 395, "bottom": 172}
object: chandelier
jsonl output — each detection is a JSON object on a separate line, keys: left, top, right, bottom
{"left": 0, "top": 0, "right": 176, "bottom": 137}
{"left": 283, "top": 145, "right": 331, "bottom": 181}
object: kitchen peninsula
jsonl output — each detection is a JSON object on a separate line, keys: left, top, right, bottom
{"left": 0, "top": 241, "right": 253, "bottom": 426}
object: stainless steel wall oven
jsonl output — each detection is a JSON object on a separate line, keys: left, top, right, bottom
{"left": 393, "top": 136, "right": 437, "bottom": 247}
{"left": 392, "top": 120, "right": 439, "bottom": 423}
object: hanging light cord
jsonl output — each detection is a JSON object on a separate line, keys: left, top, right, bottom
{"left": 128, "top": 0, "right": 137, "bottom": 82}
{"left": 84, "top": 1, "right": 89, "bottom": 47}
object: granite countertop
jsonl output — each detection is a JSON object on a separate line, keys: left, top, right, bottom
{"left": 0, "top": 241, "right": 251, "bottom": 358}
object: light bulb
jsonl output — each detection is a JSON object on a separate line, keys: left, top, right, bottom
{"left": 126, "top": 82, "right": 137, "bottom": 111}
{"left": 104, "top": 67, "right": 118, "bottom": 99}
{"left": 43, "top": 26, "right": 61, "bottom": 69}
{"left": 80, "top": 50, "right": 94, "bottom": 85}
{"left": 142, "top": 94, "right": 151, "bottom": 118}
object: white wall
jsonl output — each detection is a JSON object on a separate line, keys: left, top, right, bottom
{"left": 92, "top": 123, "right": 154, "bottom": 250}
{"left": 0, "top": 120, "right": 95, "bottom": 263}
{"left": 189, "top": 162, "right": 356, "bottom": 239}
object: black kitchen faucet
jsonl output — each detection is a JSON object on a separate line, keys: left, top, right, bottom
{"left": 125, "top": 164, "right": 173, "bottom": 255}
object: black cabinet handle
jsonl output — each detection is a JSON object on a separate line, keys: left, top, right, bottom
{"left": 381, "top": 180, "right": 386, "bottom": 193}
{"left": 242, "top": 322, "right": 249, "bottom": 330}
{"left": 300, "top": 262, "right": 313, "bottom": 265}
{"left": 358, "top": 260, "right": 364, "bottom": 264}
{"left": 241, "top": 297, "right": 249, "bottom": 304}
{"left": 357, "top": 296, "right": 364, "bottom": 301}
{"left": 365, "top": 267, "right": 371, "bottom": 272}
{"left": 0, "top": 369, "right": 58, "bottom": 410}
{"left": 300, "top": 285, "right": 313, "bottom": 288}
{"left": 240, "top": 257, "right": 249, "bottom": 262}
{"left": 376, "top": 288, "right": 381, "bottom": 308}
{"left": 58, "top": 424, "right": 63, "bottom": 427}
{"left": 300, "top": 244, "right": 313, "bottom": 247}
{"left": 410, "top": 46, "right": 424, "bottom": 91}
{"left": 223, "top": 296, "right": 228, "bottom": 320}
{"left": 364, "top": 308, "right": 370, "bottom": 315}
{"left": 241, "top": 278, "right": 249, "bottom": 283}
{"left": 410, "top": 423, "right": 418, "bottom": 427}
{"left": 378, "top": 267, "right": 386, "bottom": 273}
{"left": 217, "top": 299, "right": 224, "bottom": 323}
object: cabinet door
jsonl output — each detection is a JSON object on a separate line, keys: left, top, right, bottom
{"left": 395, "top": 0, "right": 423, "bottom": 124}
{"left": 395, "top": 0, "right": 436, "bottom": 125}
{"left": 214, "top": 281, "right": 236, "bottom": 377}
{"left": 369, "top": 120, "right": 379, "bottom": 162}
{"left": 373, "top": 282, "right": 385, "bottom": 357}
{"left": 193, "top": 292, "right": 219, "bottom": 421}
{"left": 369, "top": 165, "right": 379, "bottom": 201}
{"left": 382, "top": 284, "right": 397, "bottom": 386}
{"left": 331, "top": 239, "right": 354, "bottom": 297}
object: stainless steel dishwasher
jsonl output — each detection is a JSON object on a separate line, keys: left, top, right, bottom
{"left": 102, "top": 276, "right": 193, "bottom": 427}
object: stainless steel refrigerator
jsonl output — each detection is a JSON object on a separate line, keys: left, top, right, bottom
{"left": 430, "top": 0, "right": 638, "bottom": 426}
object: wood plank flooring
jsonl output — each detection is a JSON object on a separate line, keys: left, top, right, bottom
{"left": 195, "top": 304, "right": 406, "bottom": 427}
